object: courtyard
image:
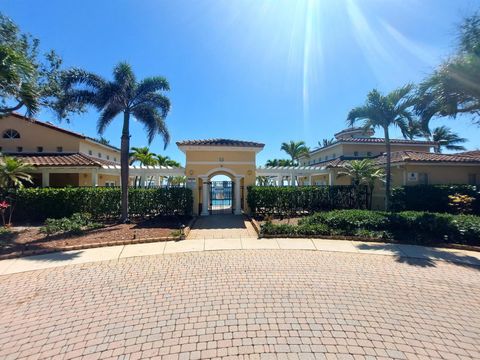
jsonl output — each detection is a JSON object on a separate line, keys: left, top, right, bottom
{"left": 0, "top": 246, "right": 479, "bottom": 359}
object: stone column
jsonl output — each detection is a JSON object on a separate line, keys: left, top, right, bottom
{"left": 328, "top": 171, "right": 334, "bottom": 185}
{"left": 92, "top": 169, "right": 99, "bottom": 187}
{"left": 234, "top": 176, "right": 242, "bottom": 215}
{"left": 41, "top": 170, "right": 50, "bottom": 187}
{"left": 201, "top": 177, "right": 209, "bottom": 216}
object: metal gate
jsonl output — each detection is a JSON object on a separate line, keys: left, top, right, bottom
{"left": 209, "top": 181, "right": 234, "bottom": 214}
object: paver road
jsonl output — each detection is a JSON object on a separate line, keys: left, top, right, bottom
{"left": 0, "top": 250, "right": 479, "bottom": 359}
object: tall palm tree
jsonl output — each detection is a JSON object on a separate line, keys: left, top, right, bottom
{"left": 280, "top": 141, "right": 310, "bottom": 165}
{"left": 0, "top": 156, "right": 33, "bottom": 188}
{"left": 319, "top": 138, "right": 335, "bottom": 147}
{"left": 347, "top": 85, "right": 414, "bottom": 210}
{"left": 156, "top": 154, "right": 180, "bottom": 167}
{"left": 56, "top": 62, "right": 171, "bottom": 222}
{"left": 431, "top": 126, "right": 467, "bottom": 153}
{"left": 129, "top": 146, "right": 157, "bottom": 166}
{"left": 337, "top": 159, "right": 385, "bottom": 209}
{"left": 402, "top": 119, "right": 426, "bottom": 140}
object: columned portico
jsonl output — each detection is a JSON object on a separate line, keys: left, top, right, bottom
{"left": 200, "top": 176, "right": 210, "bottom": 216}
{"left": 234, "top": 175, "right": 243, "bottom": 215}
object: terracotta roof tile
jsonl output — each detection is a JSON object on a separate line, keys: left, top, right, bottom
{"left": 5, "top": 153, "right": 103, "bottom": 167}
{"left": 456, "top": 150, "right": 480, "bottom": 159}
{"left": 176, "top": 138, "right": 264, "bottom": 148}
{"left": 375, "top": 151, "right": 480, "bottom": 165}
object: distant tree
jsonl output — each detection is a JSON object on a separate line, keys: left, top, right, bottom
{"left": 280, "top": 141, "right": 310, "bottom": 165}
{"left": 129, "top": 146, "right": 157, "bottom": 166}
{"left": 347, "top": 85, "right": 414, "bottom": 210}
{"left": 414, "top": 12, "right": 480, "bottom": 128}
{"left": 318, "top": 138, "right": 335, "bottom": 147}
{"left": 402, "top": 119, "right": 426, "bottom": 140}
{"left": 96, "top": 136, "right": 110, "bottom": 145}
{"left": 0, "top": 13, "right": 65, "bottom": 117}
{"left": 337, "top": 159, "right": 385, "bottom": 209}
{"left": 265, "top": 159, "right": 294, "bottom": 167}
{"left": 156, "top": 154, "right": 180, "bottom": 167}
{"left": 56, "top": 62, "right": 171, "bottom": 222}
{"left": 167, "top": 176, "right": 186, "bottom": 186}
{"left": 431, "top": 126, "right": 467, "bottom": 153}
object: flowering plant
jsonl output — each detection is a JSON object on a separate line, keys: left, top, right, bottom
{"left": 0, "top": 200, "right": 10, "bottom": 227}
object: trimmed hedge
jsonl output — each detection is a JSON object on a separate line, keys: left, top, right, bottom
{"left": 247, "top": 186, "right": 368, "bottom": 216}
{"left": 9, "top": 187, "right": 193, "bottom": 221}
{"left": 391, "top": 185, "right": 480, "bottom": 214}
{"left": 262, "top": 209, "right": 480, "bottom": 245}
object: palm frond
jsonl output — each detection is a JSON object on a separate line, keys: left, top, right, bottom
{"left": 132, "top": 105, "right": 170, "bottom": 146}
{"left": 97, "top": 103, "right": 123, "bottom": 134}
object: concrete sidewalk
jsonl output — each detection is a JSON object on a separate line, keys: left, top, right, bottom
{"left": 1, "top": 238, "right": 479, "bottom": 275}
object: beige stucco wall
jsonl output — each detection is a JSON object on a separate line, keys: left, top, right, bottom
{"left": 79, "top": 141, "right": 120, "bottom": 163}
{"left": 0, "top": 115, "right": 81, "bottom": 153}
{"left": 183, "top": 149, "right": 257, "bottom": 215}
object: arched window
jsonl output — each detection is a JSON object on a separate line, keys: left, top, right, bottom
{"left": 2, "top": 129, "right": 20, "bottom": 139}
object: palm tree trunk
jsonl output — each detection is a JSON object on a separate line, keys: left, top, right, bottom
{"left": 384, "top": 126, "right": 391, "bottom": 211}
{"left": 120, "top": 111, "right": 130, "bottom": 223}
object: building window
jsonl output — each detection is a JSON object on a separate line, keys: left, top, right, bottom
{"left": 57, "top": 146, "right": 63, "bottom": 153}
{"left": 468, "top": 174, "right": 477, "bottom": 185}
{"left": 332, "top": 153, "right": 336, "bottom": 158}
{"left": 88, "top": 150, "right": 92, "bottom": 155}
{"left": 37, "top": 146, "right": 43, "bottom": 153}
{"left": 105, "top": 181, "right": 116, "bottom": 187}
{"left": 98, "top": 153, "right": 102, "bottom": 158}
{"left": 419, "top": 173, "right": 429, "bottom": 185}
{"left": 2, "top": 129, "right": 20, "bottom": 139}
{"left": 106, "top": 155, "right": 110, "bottom": 160}
{"left": 0, "top": 146, "right": 2, "bottom": 152}
{"left": 354, "top": 151, "right": 359, "bottom": 157}
{"left": 367, "top": 152, "right": 372, "bottom": 157}
{"left": 114, "top": 157, "right": 117, "bottom": 162}
{"left": 17, "top": 146, "right": 23, "bottom": 153}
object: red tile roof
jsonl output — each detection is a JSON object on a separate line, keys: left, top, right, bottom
{"left": 339, "top": 137, "right": 436, "bottom": 145}
{"left": 6, "top": 153, "right": 106, "bottom": 167}
{"left": 176, "top": 139, "right": 264, "bottom": 148}
{"left": 456, "top": 150, "right": 480, "bottom": 159}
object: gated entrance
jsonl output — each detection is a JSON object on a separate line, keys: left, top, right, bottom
{"left": 209, "top": 181, "right": 234, "bottom": 214}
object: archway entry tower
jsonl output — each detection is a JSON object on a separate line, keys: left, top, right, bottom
{"left": 176, "top": 139, "right": 264, "bottom": 216}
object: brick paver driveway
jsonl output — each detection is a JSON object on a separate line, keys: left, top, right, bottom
{"left": 1, "top": 250, "right": 479, "bottom": 360}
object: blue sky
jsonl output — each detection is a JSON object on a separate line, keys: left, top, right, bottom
{"left": 4, "top": 0, "right": 480, "bottom": 165}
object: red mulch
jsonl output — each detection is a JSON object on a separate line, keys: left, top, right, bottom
{"left": 0, "top": 216, "right": 190, "bottom": 257}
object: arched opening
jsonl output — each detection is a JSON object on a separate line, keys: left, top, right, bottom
{"left": 208, "top": 173, "right": 234, "bottom": 215}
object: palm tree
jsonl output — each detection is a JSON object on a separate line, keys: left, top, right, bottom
{"left": 402, "top": 119, "right": 426, "bottom": 140}
{"left": 431, "top": 126, "right": 467, "bottom": 153}
{"left": 129, "top": 146, "right": 157, "bottom": 166}
{"left": 156, "top": 154, "right": 180, "bottom": 167}
{"left": 265, "top": 159, "right": 294, "bottom": 167}
{"left": 280, "top": 141, "right": 310, "bottom": 165}
{"left": 337, "top": 159, "right": 385, "bottom": 209}
{"left": 319, "top": 138, "right": 335, "bottom": 147}
{"left": 347, "top": 85, "right": 414, "bottom": 210}
{"left": 56, "top": 62, "right": 171, "bottom": 222}
{"left": 0, "top": 156, "right": 33, "bottom": 188}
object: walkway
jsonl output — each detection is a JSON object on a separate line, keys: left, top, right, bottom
{"left": 187, "top": 214, "right": 258, "bottom": 239}
{"left": 1, "top": 248, "right": 479, "bottom": 359}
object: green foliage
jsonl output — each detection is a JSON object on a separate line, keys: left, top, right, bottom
{"left": 280, "top": 141, "right": 310, "bottom": 164}
{"left": 0, "top": 13, "right": 65, "bottom": 116}
{"left": 0, "top": 156, "right": 33, "bottom": 188}
{"left": 13, "top": 187, "right": 193, "bottom": 222}
{"left": 40, "top": 213, "right": 102, "bottom": 236}
{"left": 261, "top": 209, "right": 480, "bottom": 245}
{"left": 247, "top": 186, "right": 367, "bottom": 216}
{"left": 391, "top": 185, "right": 480, "bottom": 214}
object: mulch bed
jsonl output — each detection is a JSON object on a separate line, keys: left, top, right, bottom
{"left": 0, "top": 216, "right": 191, "bottom": 257}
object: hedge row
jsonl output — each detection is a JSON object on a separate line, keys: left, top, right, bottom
{"left": 391, "top": 185, "right": 480, "bottom": 214}
{"left": 8, "top": 187, "right": 193, "bottom": 221}
{"left": 247, "top": 186, "right": 368, "bottom": 216}
{"left": 261, "top": 210, "right": 480, "bottom": 245}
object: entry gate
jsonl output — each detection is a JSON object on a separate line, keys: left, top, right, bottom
{"left": 209, "top": 181, "right": 234, "bottom": 214}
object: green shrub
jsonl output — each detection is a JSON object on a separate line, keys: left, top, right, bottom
{"left": 40, "top": 213, "right": 103, "bottom": 236}
{"left": 13, "top": 187, "right": 193, "bottom": 221}
{"left": 261, "top": 209, "right": 480, "bottom": 245}
{"left": 391, "top": 185, "right": 480, "bottom": 214}
{"left": 248, "top": 186, "right": 367, "bottom": 216}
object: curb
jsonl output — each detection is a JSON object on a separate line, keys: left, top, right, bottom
{"left": 0, "top": 217, "right": 198, "bottom": 261}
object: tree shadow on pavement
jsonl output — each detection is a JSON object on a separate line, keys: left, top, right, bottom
{"left": 355, "top": 243, "right": 480, "bottom": 271}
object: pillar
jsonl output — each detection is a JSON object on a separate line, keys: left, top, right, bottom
{"left": 92, "top": 169, "right": 98, "bottom": 187}
{"left": 234, "top": 176, "right": 242, "bottom": 215}
{"left": 41, "top": 170, "right": 50, "bottom": 187}
{"left": 309, "top": 175, "right": 313, "bottom": 186}
{"left": 201, "top": 177, "right": 209, "bottom": 216}
{"left": 328, "top": 171, "right": 334, "bottom": 185}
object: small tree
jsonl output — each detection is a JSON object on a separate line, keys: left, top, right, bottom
{"left": 0, "top": 156, "right": 33, "bottom": 226}
{"left": 280, "top": 141, "right": 310, "bottom": 165}
{"left": 337, "top": 159, "right": 385, "bottom": 209}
